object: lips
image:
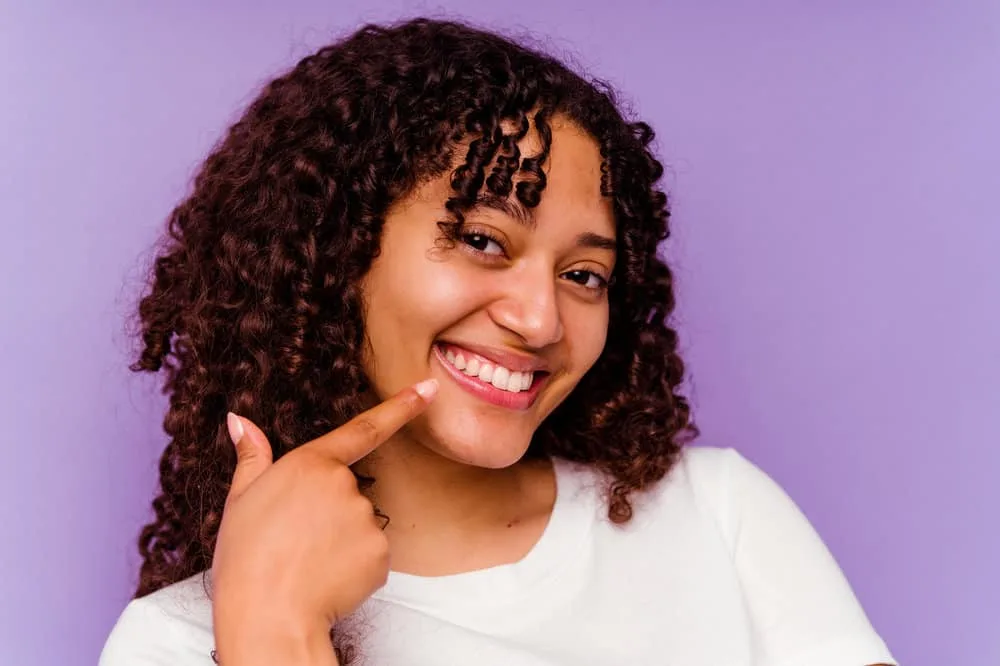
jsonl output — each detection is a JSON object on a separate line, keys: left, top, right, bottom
{"left": 435, "top": 340, "right": 550, "bottom": 373}
{"left": 432, "top": 343, "right": 549, "bottom": 410}
{"left": 437, "top": 343, "right": 538, "bottom": 392}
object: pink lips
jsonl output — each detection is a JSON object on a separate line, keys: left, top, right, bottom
{"left": 432, "top": 344, "right": 548, "bottom": 410}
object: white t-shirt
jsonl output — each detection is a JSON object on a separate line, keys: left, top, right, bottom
{"left": 100, "top": 446, "right": 896, "bottom": 666}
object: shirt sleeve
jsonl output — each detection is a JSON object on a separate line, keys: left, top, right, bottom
{"left": 720, "top": 448, "right": 897, "bottom": 666}
{"left": 99, "top": 596, "right": 216, "bottom": 666}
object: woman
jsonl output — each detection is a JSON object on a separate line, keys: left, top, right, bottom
{"left": 101, "top": 17, "right": 896, "bottom": 666}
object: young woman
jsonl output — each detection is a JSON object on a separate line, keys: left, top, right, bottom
{"left": 100, "top": 17, "right": 896, "bottom": 666}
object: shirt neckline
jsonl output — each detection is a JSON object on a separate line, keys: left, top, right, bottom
{"left": 371, "top": 456, "right": 593, "bottom": 613}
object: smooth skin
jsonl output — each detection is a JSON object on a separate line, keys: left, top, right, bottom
{"left": 211, "top": 116, "right": 616, "bottom": 665}
{"left": 208, "top": 113, "right": 893, "bottom": 666}
{"left": 212, "top": 380, "right": 439, "bottom": 666}
{"left": 356, "top": 117, "right": 616, "bottom": 577}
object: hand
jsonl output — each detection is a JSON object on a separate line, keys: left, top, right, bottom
{"left": 210, "top": 379, "right": 439, "bottom": 665}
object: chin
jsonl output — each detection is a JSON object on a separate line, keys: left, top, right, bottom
{"left": 418, "top": 406, "right": 537, "bottom": 469}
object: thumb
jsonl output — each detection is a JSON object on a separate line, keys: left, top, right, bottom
{"left": 226, "top": 412, "right": 274, "bottom": 502}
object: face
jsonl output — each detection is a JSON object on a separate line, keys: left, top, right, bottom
{"left": 360, "top": 115, "right": 616, "bottom": 469}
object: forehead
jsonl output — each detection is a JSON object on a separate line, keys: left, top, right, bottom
{"left": 534, "top": 118, "right": 615, "bottom": 234}
{"left": 456, "top": 114, "right": 616, "bottom": 235}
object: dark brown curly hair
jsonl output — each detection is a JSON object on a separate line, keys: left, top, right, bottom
{"left": 129, "top": 16, "right": 697, "bottom": 661}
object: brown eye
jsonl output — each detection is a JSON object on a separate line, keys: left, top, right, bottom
{"left": 461, "top": 233, "right": 505, "bottom": 256}
{"left": 562, "top": 270, "right": 608, "bottom": 291}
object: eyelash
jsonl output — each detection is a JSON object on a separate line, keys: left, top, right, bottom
{"left": 458, "top": 230, "right": 610, "bottom": 293}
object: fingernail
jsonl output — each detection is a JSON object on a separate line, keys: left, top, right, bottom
{"left": 226, "top": 412, "right": 245, "bottom": 445}
{"left": 413, "top": 379, "right": 439, "bottom": 400}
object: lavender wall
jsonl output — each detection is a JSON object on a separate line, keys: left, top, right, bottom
{"left": 2, "top": 2, "right": 997, "bottom": 664}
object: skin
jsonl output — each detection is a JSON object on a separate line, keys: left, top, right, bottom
{"left": 210, "top": 116, "right": 893, "bottom": 665}
{"left": 214, "top": 383, "right": 438, "bottom": 666}
{"left": 212, "top": 116, "right": 618, "bottom": 664}
{"left": 356, "top": 115, "right": 617, "bottom": 575}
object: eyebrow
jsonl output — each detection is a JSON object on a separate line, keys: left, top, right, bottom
{"left": 472, "top": 193, "right": 617, "bottom": 252}
{"left": 473, "top": 193, "right": 534, "bottom": 227}
{"left": 575, "top": 231, "right": 617, "bottom": 251}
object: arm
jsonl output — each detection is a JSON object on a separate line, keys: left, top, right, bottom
{"left": 717, "top": 448, "right": 897, "bottom": 666}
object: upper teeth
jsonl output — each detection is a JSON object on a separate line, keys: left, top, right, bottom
{"left": 444, "top": 348, "right": 533, "bottom": 393}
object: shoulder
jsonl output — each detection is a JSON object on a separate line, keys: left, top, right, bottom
{"left": 671, "top": 445, "right": 751, "bottom": 516}
{"left": 554, "top": 445, "right": 751, "bottom": 532}
{"left": 553, "top": 445, "right": 746, "bottom": 503}
{"left": 669, "top": 451, "right": 898, "bottom": 664}
{"left": 656, "top": 445, "right": 817, "bottom": 549}
{"left": 99, "top": 572, "right": 216, "bottom": 666}
{"left": 565, "top": 445, "right": 777, "bottom": 544}
{"left": 674, "top": 443, "right": 748, "bottom": 486}
{"left": 632, "top": 445, "right": 750, "bottom": 519}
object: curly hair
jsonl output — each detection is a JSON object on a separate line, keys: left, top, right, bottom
{"left": 129, "top": 16, "right": 697, "bottom": 661}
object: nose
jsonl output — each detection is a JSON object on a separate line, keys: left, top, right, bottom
{"left": 486, "top": 266, "right": 565, "bottom": 349}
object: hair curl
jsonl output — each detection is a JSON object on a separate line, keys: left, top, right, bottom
{"left": 130, "top": 17, "right": 697, "bottom": 661}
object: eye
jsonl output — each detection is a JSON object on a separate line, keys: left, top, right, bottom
{"left": 461, "top": 232, "right": 506, "bottom": 257}
{"left": 562, "top": 269, "right": 608, "bottom": 292}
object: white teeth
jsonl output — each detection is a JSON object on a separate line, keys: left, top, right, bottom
{"left": 440, "top": 346, "right": 536, "bottom": 394}
{"left": 507, "top": 371, "right": 523, "bottom": 393}
{"left": 478, "top": 363, "right": 494, "bottom": 383}
{"left": 492, "top": 366, "right": 510, "bottom": 390}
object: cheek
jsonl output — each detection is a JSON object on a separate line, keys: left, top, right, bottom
{"left": 363, "top": 256, "right": 483, "bottom": 351}
{"left": 567, "top": 302, "right": 610, "bottom": 374}
{"left": 393, "top": 269, "right": 480, "bottom": 328}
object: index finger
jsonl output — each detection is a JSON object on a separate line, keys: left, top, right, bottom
{"left": 303, "top": 378, "right": 439, "bottom": 465}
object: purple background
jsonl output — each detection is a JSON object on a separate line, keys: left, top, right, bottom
{"left": 2, "top": 2, "right": 997, "bottom": 664}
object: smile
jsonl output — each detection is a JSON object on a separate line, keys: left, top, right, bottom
{"left": 432, "top": 343, "right": 549, "bottom": 410}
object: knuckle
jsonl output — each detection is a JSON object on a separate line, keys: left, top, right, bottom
{"left": 232, "top": 457, "right": 256, "bottom": 476}
{"left": 293, "top": 451, "right": 328, "bottom": 480}
{"left": 290, "top": 446, "right": 322, "bottom": 468}
{"left": 234, "top": 444, "right": 255, "bottom": 463}
{"left": 329, "top": 461, "right": 359, "bottom": 489}
{"left": 352, "top": 493, "right": 375, "bottom": 514}
{"left": 351, "top": 417, "right": 381, "bottom": 447}
{"left": 293, "top": 451, "right": 349, "bottom": 489}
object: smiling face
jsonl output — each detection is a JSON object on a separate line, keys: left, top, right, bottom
{"left": 359, "top": 115, "right": 616, "bottom": 469}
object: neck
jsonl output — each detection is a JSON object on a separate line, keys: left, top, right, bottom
{"left": 353, "top": 432, "right": 555, "bottom": 575}
{"left": 358, "top": 435, "right": 534, "bottom": 529}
